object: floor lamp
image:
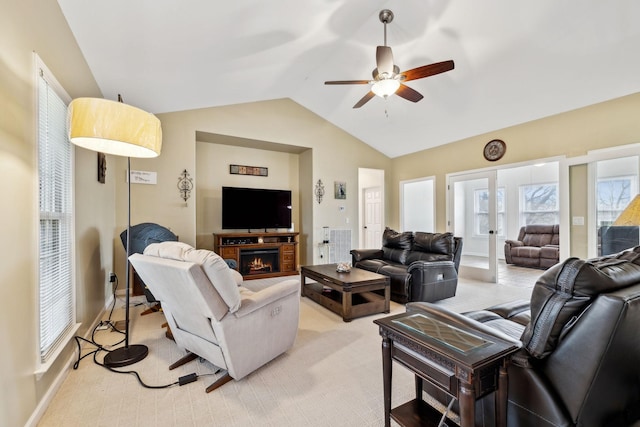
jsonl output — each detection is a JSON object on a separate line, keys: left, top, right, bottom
{"left": 68, "top": 97, "right": 162, "bottom": 367}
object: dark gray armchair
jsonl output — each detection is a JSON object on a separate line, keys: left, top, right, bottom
{"left": 120, "top": 222, "right": 178, "bottom": 303}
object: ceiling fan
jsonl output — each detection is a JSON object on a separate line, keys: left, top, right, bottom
{"left": 325, "top": 9, "right": 454, "bottom": 108}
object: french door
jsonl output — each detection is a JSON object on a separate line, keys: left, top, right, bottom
{"left": 448, "top": 171, "right": 498, "bottom": 282}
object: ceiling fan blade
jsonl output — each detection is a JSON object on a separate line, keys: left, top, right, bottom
{"left": 395, "top": 84, "right": 424, "bottom": 103}
{"left": 376, "top": 46, "right": 394, "bottom": 76}
{"left": 325, "top": 80, "right": 370, "bottom": 85}
{"left": 353, "top": 91, "right": 375, "bottom": 108}
{"left": 401, "top": 60, "right": 454, "bottom": 82}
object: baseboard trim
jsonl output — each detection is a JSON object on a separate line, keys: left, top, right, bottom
{"left": 25, "top": 302, "right": 111, "bottom": 427}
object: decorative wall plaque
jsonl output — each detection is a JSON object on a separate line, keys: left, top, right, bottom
{"left": 230, "top": 164, "right": 268, "bottom": 176}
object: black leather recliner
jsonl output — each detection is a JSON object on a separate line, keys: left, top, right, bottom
{"left": 351, "top": 228, "right": 463, "bottom": 304}
{"left": 407, "top": 248, "right": 640, "bottom": 426}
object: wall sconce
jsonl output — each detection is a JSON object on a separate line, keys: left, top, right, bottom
{"left": 315, "top": 179, "right": 325, "bottom": 204}
{"left": 178, "top": 169, "right": 193, "bottom": 203}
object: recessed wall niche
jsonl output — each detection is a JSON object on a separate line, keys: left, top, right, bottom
{"left": 195, "top": 137, "right": 302, "bottom": 251}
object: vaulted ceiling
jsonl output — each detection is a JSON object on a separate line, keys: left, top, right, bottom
{"left": 57, "top": 0, "right": 640, "bottom": 158}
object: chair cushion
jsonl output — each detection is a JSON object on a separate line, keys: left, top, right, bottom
{"left": 412, "top": 232, "right": 454, "bottom": 255}
{"left": 144, "top": 242, "right": 241, "bottom": 313}
{"left": 511, "top": 246, "right": 541, "bottom": 259}
{"left": 381, "top": 228, "right": 413, "bottom": 264}
{"left": 355, "top": 258, "right": 389, "bottom": 273}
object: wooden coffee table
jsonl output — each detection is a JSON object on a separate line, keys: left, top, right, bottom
{"left": 300, "top": 264, "right": 390, "bottom": 322}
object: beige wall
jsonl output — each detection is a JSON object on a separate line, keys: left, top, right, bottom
{"left": 1, "top": 1, "right": 107, "bottom": 426}
{"left": 570, "top": 164, "right": 589, "bottom": 259}
{"left": 389, "top": 93, "right": 640, "bottom": 237}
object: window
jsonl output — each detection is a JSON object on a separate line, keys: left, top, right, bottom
{"left": 474, "top": 188, "right": 505, "bottom": 236}
{"left": 36, "top": 56, "right": 76, "bottom": 367}
{"left": 597, "top": 177, "right": 635, "bottom": 226}
{"left": 520, "top": 183, "right": 559, "bottom": 225}
{"left": 401, "top": 177, "right": 435, "bottom": 232}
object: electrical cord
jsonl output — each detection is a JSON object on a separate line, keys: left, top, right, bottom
{"left": 93, "top": 351, "right": 181, "bottom": 389}
{"left": 71, "top": 273, "right": 197, "bottom": 390}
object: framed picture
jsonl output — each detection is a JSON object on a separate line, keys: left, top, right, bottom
{"left": 334, "top": 181, "right": 346, "bottom": 199}
{"left": 230, "top": 164, "right": 268, "bottom": 177}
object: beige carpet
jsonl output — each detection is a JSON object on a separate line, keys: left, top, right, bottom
{"left": 38, "top": 277, "right": 533, "bottom": 427}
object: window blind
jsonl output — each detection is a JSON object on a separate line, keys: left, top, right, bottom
{"left": 38, "top": 66, "right": 74, "bottom": 363}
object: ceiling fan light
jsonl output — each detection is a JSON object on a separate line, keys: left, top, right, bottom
{"left": 372, "top": 79, "right": 400, "bottom": 98}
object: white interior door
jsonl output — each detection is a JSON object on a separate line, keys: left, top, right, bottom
{"left": 449, "top": 171, "right": 498, "bottom": 282}
{"left": 363, "top": 186, "right": 382, "bottom": 249}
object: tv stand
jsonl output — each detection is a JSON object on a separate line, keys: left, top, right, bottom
{"left": 213, "top": 232, "right": 299, "bottom": 280}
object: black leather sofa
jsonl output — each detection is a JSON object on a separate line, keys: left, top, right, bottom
{"left": 407, "top": 248, "right": 640, "bottom": 426}
{"left": 350, "top": 228, "right": 463, "bottom": 304}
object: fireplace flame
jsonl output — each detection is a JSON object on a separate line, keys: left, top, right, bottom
{"left": 249, "top": 257, "right": 272, "bottom": 272}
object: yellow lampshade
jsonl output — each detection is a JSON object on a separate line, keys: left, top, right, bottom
{"left": 68, "top": 97, "right": 162, "bottom": 158}
{"left": 613, "top": 194, "right": 640, "bottom": 226}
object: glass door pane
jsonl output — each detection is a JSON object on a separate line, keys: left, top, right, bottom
{"left": 449, "top": 171, "right": 497, "bottom": 282}
{"left": 595, "top": 156, "right": 640, "bottom": 256}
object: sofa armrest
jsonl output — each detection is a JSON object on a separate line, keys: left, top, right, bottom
{"left": 406, "top": 302, "right": 522, "bottom": 346}
{"left": 235, "top": 279, "right": 299, "bottom": 318}
{"left": 407, "top": 260, "right": 458, "bottom": 302}
{"left": 407, "top": 260, "right": 457, "bottom": 278}
{"left": 350, "top": 248, "right": 383, "bottom": 263}
{"left": 504, "top": 240, "right": 524, "bottom": 264}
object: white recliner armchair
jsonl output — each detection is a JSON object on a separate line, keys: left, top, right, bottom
{"left": 129, "top": 241, "right": 300, "bottom": 392}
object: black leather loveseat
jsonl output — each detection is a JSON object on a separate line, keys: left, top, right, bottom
{"left": 407, "top": 248, "right": 640, "bottom": 426}
{"left": 350, "top": 228, "right": 463, "bottom": 304}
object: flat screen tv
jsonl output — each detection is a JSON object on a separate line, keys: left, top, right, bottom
{"left": 222, "top": 186, "right": 292, "bottom": 231}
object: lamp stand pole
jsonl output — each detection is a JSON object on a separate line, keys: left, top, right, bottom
{"left": 104, "top": 157, "right": 149, "bottom": 367}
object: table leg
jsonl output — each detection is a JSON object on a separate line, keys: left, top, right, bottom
{"left": 382, "top": 336, "right": 392, "bottom": 427}
{"left": 459, "top": 380, "right": 476, "bottom": 427}
{"left": 342, "top": 290, "right": 352, "bottom": 322}
{"left": 384, "top": 283, "right": 390, "bottom": 313}
{"left": 300, "top": 273, "right": 306, "bottom": 297}
{"left": 414, "top": 374, "right": 423, "bottom": 401}
{"left": 496, "top": 361, "right": 509, "bottom": 427}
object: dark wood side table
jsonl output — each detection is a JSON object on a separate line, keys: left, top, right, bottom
{"left": 374, "top": 311, "right": 519, "bottom": 427}
{"left": 301, "top": 264, "right": 390, "bottom": 322}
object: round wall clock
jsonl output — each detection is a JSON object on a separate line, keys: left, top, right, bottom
{"left": 483, "top": 139, "right": 506, "bottom": 161}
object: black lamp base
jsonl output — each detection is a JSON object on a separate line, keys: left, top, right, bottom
{"left": 103, "top": 344, "right": 149, "bottom": 368}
